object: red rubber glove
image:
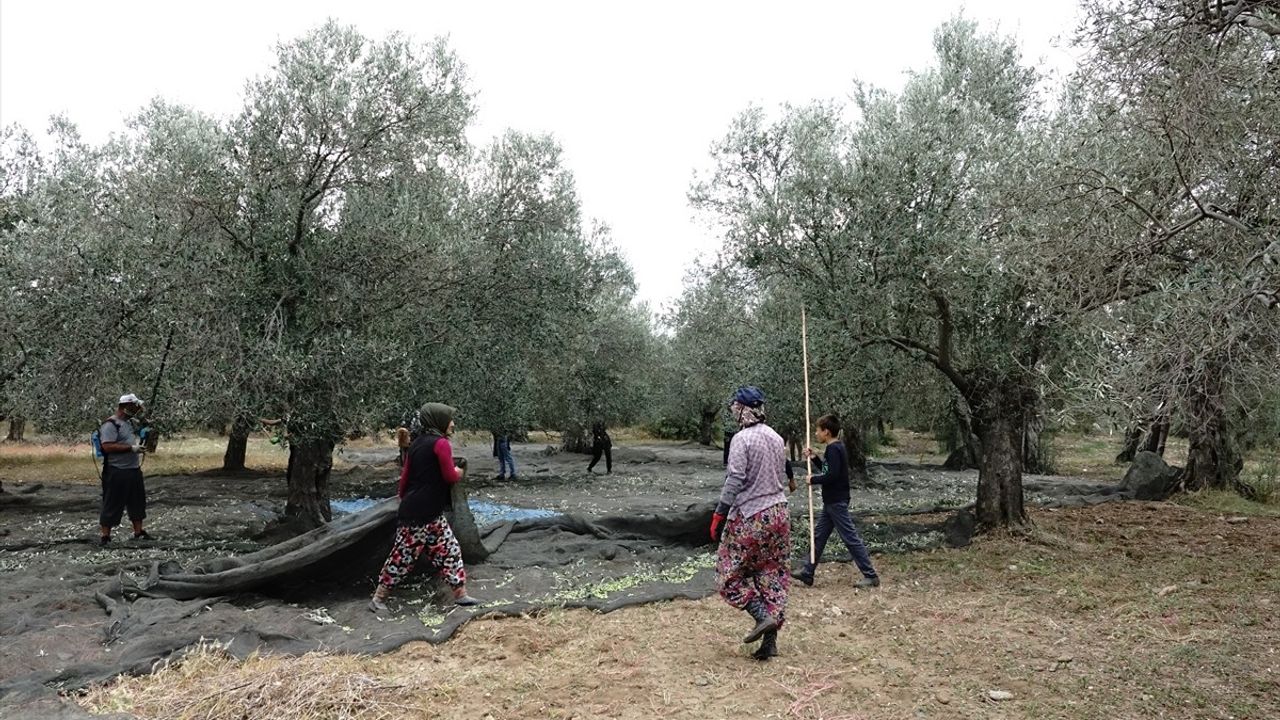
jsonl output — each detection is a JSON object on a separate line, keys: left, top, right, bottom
{"left": 710, "top": 512, "right": 725, "bottom": 541}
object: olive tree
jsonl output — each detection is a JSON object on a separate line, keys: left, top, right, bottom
{"left": 1063, "top": 0, "right": 1280, "bottom": 493}
{"left": 187, "top": 22, "right": 475, "bottom": 527}
{"left": 692, "top": 20, "right": 1065, "bottom": 530}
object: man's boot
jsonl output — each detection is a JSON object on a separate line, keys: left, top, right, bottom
{"left": 752, "top": 629, "right": 778, "bottom": 660}
{"left": 742, "top": 599, "right": 778, "bottom": 644}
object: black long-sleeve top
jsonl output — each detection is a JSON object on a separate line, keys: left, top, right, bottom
{"left": 809, "top": 441, "right": 851, "bottom": 505}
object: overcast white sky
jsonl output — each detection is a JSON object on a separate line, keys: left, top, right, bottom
{"left": 0, "top": 0, "right": 1083, "bottom": 310}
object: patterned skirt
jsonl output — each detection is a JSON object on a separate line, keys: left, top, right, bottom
{"left": 716, "top": 502, "right": 791, "bottom": 624}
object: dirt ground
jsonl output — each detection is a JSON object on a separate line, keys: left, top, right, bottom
{"left": 74, "top": 501, "right": 1280, "bottom": 720}
{"left": 2, "top": 436, "right": 1276, "bottom": 718}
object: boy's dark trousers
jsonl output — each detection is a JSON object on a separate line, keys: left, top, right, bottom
{"left": 803, "top": 501, "right": 877, "bottom": 579}
{"left": 588, "top": 444, "right": 612, "bottom": 473}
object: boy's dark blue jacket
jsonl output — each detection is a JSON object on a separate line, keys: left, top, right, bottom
{"left": 809, "top": 441, "right": 851, "bottom": 505}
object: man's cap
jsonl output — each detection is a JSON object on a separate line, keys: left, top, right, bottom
{"left": 118, "top": 393, "right": 144, "bottom": 406}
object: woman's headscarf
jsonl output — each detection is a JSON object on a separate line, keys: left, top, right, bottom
{"left": 730, "top": 400, "right": 766, "bottom": 429}
{"left": 411, "top": 403, "right": 456, "bottom": 438}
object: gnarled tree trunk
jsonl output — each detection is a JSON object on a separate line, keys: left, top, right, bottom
{"left": 1141, "top": 417, "right": 1169, "bottom": 456}
{"left": 1181, "top": 364, "right": 1241, "bottom": 492}
{"left": 972, "top": 383, "right": 1030, "bottom": 531}
{"left": 1021, "top": 402, "right": 1051, "bottom": 475}
{"left": 1183, "top": 424, "right": 1241, "bottom": 492}
{"left": 943, "top": 398, "right": 981, "bottom": 470}
{"left": 561, "top": 428, "right": 590, "bottom": 454}
{"left": 285, "top": 439, "right": 335, "bottom": 529}
{"left": 1116, "top": 402, "right": 1170, "bottom": 463}
{"left": 5, "top": 417, "right": 24, "bottom": 442}
{"left": 698, "top": 406, "right": 718, "bottom": 446}
{"left": 222, "top": 417, "right": 252, "bottom": 471}
{"left": 844, "top": 425, "right": 871, "bottom": 488}
{"left": 1115, "top": 424, "right": 1144, "bottom": 463}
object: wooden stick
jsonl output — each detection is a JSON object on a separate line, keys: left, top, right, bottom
{"left": 802, "top": 306, "right": 815, "bottom": 565}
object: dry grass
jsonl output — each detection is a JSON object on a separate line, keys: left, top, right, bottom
{"left": 76, "top": 502, "right": 1280, "bottom": 720}
{"left": 82, "top": 642, "right": 430, "bottom": 719}
{"left": 0, "top": 426, "right": 671, "bottom": 487}
{"left": 0, "top": 435, "right": 294, "bottom": 485}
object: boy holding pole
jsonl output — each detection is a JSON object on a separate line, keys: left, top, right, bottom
{"left": 793, "top": 413, "right": 880, "bottom": 589}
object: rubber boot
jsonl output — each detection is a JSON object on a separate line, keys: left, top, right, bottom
{"left": 742, "top": 599, "right": 778, "bottom": 644}
{"left": 752, "top": 629, "right": 778, "bottom": 660}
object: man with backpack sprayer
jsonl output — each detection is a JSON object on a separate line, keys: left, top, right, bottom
{"left": 95, "top": 393, "right": 153, "bottom": 546}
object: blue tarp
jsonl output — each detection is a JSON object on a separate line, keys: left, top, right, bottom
{"left": 331, "top": 497, "right": 559, "bottom": 526}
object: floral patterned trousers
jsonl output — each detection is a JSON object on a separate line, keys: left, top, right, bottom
{"left": 716, "top": 502, "right": 791, "bottom": 625}
{"left": 376, "top": 516, "right": 466, "bottom": 590}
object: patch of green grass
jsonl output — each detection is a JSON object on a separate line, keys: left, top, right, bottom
{"left": 1238, "top": 451, "right": 1280, "bottom": 504}
{"left": 1177, "top": 489, "right": 1280, "bottom": 517}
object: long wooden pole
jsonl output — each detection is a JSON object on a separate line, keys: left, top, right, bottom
{"left": 802, "top": 306, "right": 815, "bottom": 564}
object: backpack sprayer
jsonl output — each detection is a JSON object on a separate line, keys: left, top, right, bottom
{"left": 90, "top": 423, "right": 107, "bottom": 480}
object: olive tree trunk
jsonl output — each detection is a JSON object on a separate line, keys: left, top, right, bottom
{"left": 222, "top": 417, "right": 252, "bottom": 471}
{"left": 561, "top": 428, "right": 590, "bottom": 454}
{"left": 972, "top": 383, "right": 1030, "bottom": 531}
{"left": 942, "top": 399, "right": 981, "bottom": 470}
{"left": 1181, "top": 364, "right": 1241, "bottom": 492}
{"left": 1021, "top": 403, "right": 1052, "bottom": 475}
{"left": 697, "top": 406, "right": 718, "bottom": 446}
{"left": 285, "top": 440, "right": 335, "bottom": 529}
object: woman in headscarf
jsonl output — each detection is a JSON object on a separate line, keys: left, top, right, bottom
{"left": 710, "top": 385, "right": 792, "bottom": 660}
{"left": 370, "top": 403, "right": 481, "bottom": 612}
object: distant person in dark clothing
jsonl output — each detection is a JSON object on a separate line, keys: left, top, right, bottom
{"left": 793, "top": 414, "right": 879, "bottom": 589}
{"left": 370, "top": 403, "right": 481, "bottom": 613}
{"left": 493, "top": 432, "right": 517, "bottom": 480}
{"left": 722, "top": 413, "right": 736, "bottom": 466}
{"left": 587, "top": 422, "right": 612, "bottom": 474}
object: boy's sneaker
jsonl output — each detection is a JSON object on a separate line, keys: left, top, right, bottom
{"left": 98, "top": 535, "right": 111, "bottom": 547}
{"left": 790, "top": 570, "right": 814, "bottom": 587}
{"left": 855, "top": 576, "right": 881, "bottom": 589}
{"left": 131, "top": 530, "right": 154, "bottom": 541}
